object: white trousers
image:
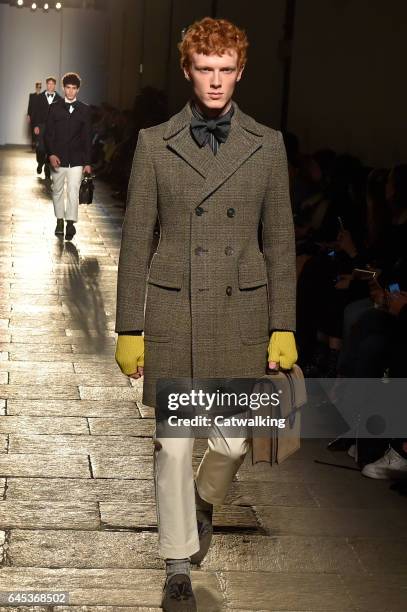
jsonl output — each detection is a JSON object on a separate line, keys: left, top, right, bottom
{"left": 154, "top": 425, "right": 250, "bottom": 559}
{"left": 51, "top": 165, "right": 83, "bottom": 222}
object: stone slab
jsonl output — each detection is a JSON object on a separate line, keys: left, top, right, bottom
{"left": 307, "top": 479, "right": 404, "bottom": 509}
{"left": 0, "top": 567, "right": 222, "bottom": 609}
{"left": 0, "top": 360, "right": 74, "bottom": 372}
{"left": 79, "top": 387, "right": 138, "bottom": 401}
{"left": 224, "top": 481, "right": 317, "bottom": 507}
{"left": 0, "top": 385, "right": 79, "bottom": 399}
{"left": 91, "top": 456, "right": 153, "bottom": 479}
{"left": 202, "top": 534, "right": 361, "bottom": 574}
{"left": 7, "top": 400, "right": 140, "bottom": 418}
{"left": 0, "top": 416, "right": 88, "bottom": 434}
{"left": 347, "top": 537, "right": 407, "bottom": 574}
{"left": 8, "top": 529, "right": 160, "bottom": 568}
{"left": 341, "top": 574, "right": 407, "bottom": 611}
{"left": 88, "top": 418, "right": 154, "bottom": 437}
{"left": 6, "top": 477, "right": 155, "bottom": 502}
{"left": 254, "top": 505, "right": 407, "bottom": 537}
{"left": 0, "top": 454, "right": 90, "bottom": 478}
{"left": 222, "top": 571, "right": 354, "bottom": 610}
{"left": 10, "top": 372, "right": 129, "bottom": 386}
{"left": 0, "top": 501, "right": 99, "bottom": 529}
{"left": 9, "top": 434, "right": 152, "bottom": 456}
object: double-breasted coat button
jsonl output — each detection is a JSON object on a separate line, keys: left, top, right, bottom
{"left": 224, "top": 246, "right": 234, "bottom": 256}
{"left": 226, "top": 286, "right": 233, "bottom": 296}
{"left": 194, "top": 246, "right": 207, "bottom": 256}
{"left": 195, "top": 207, "right": 204, "bottom": 216}
{"left": 227, "top": 207, "right": 235, "bottom": 217}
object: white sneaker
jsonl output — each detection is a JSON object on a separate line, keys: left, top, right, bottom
{"left": 361, "top": 446, "right": 407, "bottom": 479}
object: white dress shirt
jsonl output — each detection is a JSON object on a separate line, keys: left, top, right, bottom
{"left": 64, "top": 97, "right": 77, "bottom": 113}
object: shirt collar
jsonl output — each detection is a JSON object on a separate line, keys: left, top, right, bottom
{"left": 190, "top": 100, "right": 235, "bottom": 122}
{"left": 64, "top": 97, "right": 77, "bottom": 104}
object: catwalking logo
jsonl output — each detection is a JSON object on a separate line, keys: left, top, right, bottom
{"left": 167, "top": 388, "right": 281, "bottom": 411}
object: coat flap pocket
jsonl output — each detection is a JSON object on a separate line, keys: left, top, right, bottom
{"left": 238, "top": 257, "right": 268, "bottom": 289}
{"left": 147, "top": 255, "right": 184, "bottom": 289}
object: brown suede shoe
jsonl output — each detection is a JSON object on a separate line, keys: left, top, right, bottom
{"left": 162, "top": 574, "right": 197, "bottom": 612}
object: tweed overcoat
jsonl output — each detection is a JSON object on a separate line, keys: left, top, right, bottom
{"left": 115, "top": 101, "right": 296, "bottom": 408}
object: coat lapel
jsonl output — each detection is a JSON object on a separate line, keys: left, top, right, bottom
{"left": 164, "top": 103, "right": 214, "bottom": 179}
{"left": 164, "top": 101, "right": 264, "bottom": 204}
{"left": 199, "top": 107, "right": 264, "bottom": 204}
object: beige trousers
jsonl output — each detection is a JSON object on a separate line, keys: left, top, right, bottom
{"left": 51, "top": 165, "right": 83, "bottom": 222}
{"left": 153, "top": 425, "right": 250, "bottom": 559}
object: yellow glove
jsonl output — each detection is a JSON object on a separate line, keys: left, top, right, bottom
{"left": 268, "top": 331, "right": 298, "bottom": 370}
{"left": 115, "top": 335, "right": 144, "bottom": 376}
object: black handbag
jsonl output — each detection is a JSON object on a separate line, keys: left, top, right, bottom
{"left": 79, "top": 173, "right": 94, "bottom": 205}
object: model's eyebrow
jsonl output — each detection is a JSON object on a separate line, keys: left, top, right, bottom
{"left": 195, "top": 65, "right": 237, "bottom": 70}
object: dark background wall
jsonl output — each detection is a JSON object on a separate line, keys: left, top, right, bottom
{"left": 288, "top": 0, "right": 407, "bottom": 166}
{"left": 106, "top": 0, "right": 407, "bottom": 167}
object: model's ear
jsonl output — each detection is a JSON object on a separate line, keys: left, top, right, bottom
{"left": 236, "top": 64, "right": 245, "bottom": 82}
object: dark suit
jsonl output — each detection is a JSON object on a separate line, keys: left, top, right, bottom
{"left": 27, "top": 92, "right": 40, "bottom": 150}
{"left": 32, "top": 91, "right": 62, "bottom": 126}
{"left": 27, "top": 92, "right": 39, "bottom": 119}
{"left": 32, "top": 91, "right": 62, "bottom": 171}
{"left": 45, "top": 98, "right": 92, "bottom": 167}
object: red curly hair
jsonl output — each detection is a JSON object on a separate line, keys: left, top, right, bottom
{"left": 178, "top": 17, "right": 249, "bottom": 70}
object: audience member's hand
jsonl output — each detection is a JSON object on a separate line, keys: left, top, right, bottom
{"left": 335, "top": 274, "right": 352, "bottom": 290}
{"left": 336, "top": 230, "right": 357, "bottom": 258}
{"left": 387, "top": 292, "right": 407, "bottom": 317}
{"left": 368, "top": 278, "right": 386, "bottom": 306}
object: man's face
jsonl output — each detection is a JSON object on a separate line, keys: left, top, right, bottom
{"left": 184, "top": 50, "right": 244, "bottom": 114}
{"left": 46, "top": 80, "right": 56, "bottom": 93}
{"left": 35, "top": 83, "right": 42, "bottom": 93}
{"left": 64, "top": 84, "right": 79, "bottom": 101}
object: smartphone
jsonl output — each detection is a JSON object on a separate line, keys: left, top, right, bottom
{"left": 353, "top": 268, "right": 377, "bottom": 281}
{"left": 388, "top": 282, "right": 400, "bottom": 293}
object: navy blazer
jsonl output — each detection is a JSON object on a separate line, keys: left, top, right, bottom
{"left": 45, "top": 98, "right": 92, "bottom": 167}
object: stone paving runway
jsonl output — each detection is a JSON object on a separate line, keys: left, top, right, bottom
{"left": 0, "top": 147, "right": 406, "bottom": 611}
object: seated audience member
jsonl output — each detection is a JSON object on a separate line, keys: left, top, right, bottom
{"left": 339, "top": 164, "right": 407, "bottom": 376}
{"left": 296, "top": 155, "right": 368, "bottom": 374}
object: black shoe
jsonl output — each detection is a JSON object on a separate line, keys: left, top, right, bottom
{"left": 54, "top": 219, "right": 64, "bottom": 235}
{"left": 162, "top": 574, "right": 197, "bottom": 612}
{"left": 37, "top": 164, "right": 43, "bottom": 174}
{"left": 65, "top": 221, "right": 76, "bottom": 241}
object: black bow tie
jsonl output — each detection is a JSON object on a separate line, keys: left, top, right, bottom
{"left": 190, "top": 114, "right": 231, "bottom": 148}
{"left": 47, "top": 93, "right": 54, "bottom": 98}
{"left": 65, "top": 101, "right": 76, "bottom": 111}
